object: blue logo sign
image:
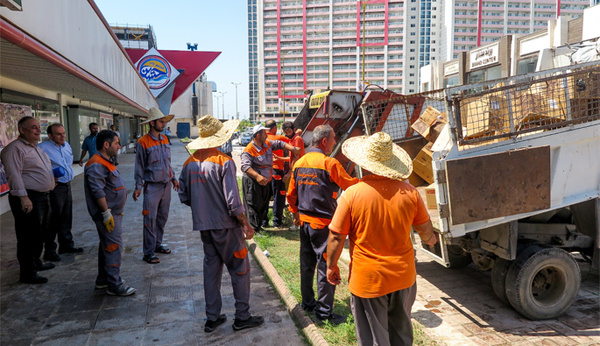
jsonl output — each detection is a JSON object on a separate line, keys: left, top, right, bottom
{"left": 137, "top": 55, "right": 172, "bottom": 89}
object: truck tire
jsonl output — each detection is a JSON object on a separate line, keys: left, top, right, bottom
{"left": 491, "top": 258, "right": 512, "bottom": 305}
{"left": 505, "top": 246, "right": 580, "bottom": 320}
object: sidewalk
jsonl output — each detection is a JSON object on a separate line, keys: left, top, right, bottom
{"left": 0, "top": 140, "right": 304, "bottom": 345}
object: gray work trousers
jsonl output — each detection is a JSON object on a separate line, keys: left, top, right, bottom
{"left": 351, "top": 283, "right": 417, "bottom": 346}
{"left": 200, "top": 227, "right": 251, "bottom": 321}
{"left": 300, "top": 223, "right": 336, "bottom": 319}
{"left": 142, "top": 181, "right": 171, "bottom": 256}
{"left": 94, "top": 213, "right": 123, "bottom": 289}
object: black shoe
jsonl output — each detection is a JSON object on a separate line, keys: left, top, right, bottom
{"left": 204, "top": 314, "right": 227, "bottom": 332}
{"left": 59, "top": 246, "right": 84, "bottom": 254}
{"left": 43, "top": 252, "right": 61, "bottom": 262}
{"left": 232, "top": 315, "right": 264, "bottom": 331}
{"left": 20, "top": 274, "right": 48, "bottom": 284}
{"left": 315, "top": 313, "right": 347, "bottom": 325}
{"left": 37, "top": 262, "right": 55, "bottom": 271}
{"left": 302, "top": 305, "right": 315, "bottom": 314}
{"left": 95, "top": 283, "right": 108, "bottom": 289}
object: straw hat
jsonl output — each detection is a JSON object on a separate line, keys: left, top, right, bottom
{"left": 141, "top": 107, "right": 174, "bottom": 124}
{"left": 342, "top": 132, "right": 412, "bottom": 180}
{"left": 186, "top": 115, "right": 240, "bottom": 150}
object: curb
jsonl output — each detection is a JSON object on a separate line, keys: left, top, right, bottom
{"left": 247, "top": 238, "right": 329, "bottom": 346}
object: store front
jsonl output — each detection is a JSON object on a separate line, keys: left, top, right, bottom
{"left": 0, "top": 89, "right": 61, "bottom": 143}
{"left": 465, "top": 37, "right": 512, "bottom": 84}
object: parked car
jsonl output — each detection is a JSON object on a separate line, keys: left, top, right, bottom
{"left": 239, "top": 131, "right": 253, "bottom": 146}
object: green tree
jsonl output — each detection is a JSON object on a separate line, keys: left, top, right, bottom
{"left": 239, "top": 119, "right": 253, "bottom": 132}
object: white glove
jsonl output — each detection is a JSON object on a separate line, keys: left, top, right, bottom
{"left": 102, "top": 209, "right": 115, "bottom": 233}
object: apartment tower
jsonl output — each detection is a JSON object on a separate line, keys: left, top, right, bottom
{"left": 248, "top": 0, "right": 592, "bottom": 120}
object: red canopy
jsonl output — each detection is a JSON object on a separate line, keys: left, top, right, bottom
{"left": 126, "top": 49, "right": 220, "bottom": 103}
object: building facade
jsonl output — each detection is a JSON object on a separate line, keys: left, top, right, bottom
{"left": 440, "top": 0, "right": 592, "bottom": 62}
{"left": 0, "top": 0, "right": 158, "bottom": 214}
{"left": 249, "top": 0, "right": 593, "bottom": 122}
{"left": 110, "top": 24, "right": 158, "bottom": 50}
{"left": 421, "top": 4, "right": 600, "bottom": 91}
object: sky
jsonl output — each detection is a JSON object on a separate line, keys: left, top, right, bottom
{"left": 95, "top": 0, "right": 250, "bottom": 119}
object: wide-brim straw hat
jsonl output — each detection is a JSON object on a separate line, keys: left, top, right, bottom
{"left": 141, "top": 107, "right": 175, "bottom": 124}
{"left": 186, "top": 115, "right": 240, "bottom": 150}
{"left": 342, "top": 132, "right": 413, "bottom": 180}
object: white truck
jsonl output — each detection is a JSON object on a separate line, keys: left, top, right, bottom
{"left": 409, "top": 61, "right": 599, "bottom": 320}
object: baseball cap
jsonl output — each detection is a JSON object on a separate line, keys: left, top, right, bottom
{"left": 252, "top": 124, "right": 269, "bottom": 137}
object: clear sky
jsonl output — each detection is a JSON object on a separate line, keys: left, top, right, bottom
{"left": 95, "top": 0, "right": 250, "bottom": 119}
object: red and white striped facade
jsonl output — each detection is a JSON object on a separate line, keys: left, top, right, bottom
{"left": 252, "top": 0, "right": 592, "bottom": 120}
{"left": 257, "top": 0, "right": 412, "bottom": 118}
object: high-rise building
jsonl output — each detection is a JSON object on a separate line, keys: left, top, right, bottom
{"left": 248, "top": 0, "right": 592, "bottom": 121}
{"left": 248, "top": 0, "right": 260, "bottom": 121}
{"left": 440, "top": 0, "right": 591, "bottom": 61}
{"left": 251, "top": 0, "right": 417, "bottom": 120}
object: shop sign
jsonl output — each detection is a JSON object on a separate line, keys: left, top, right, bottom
{"left": 309, "top": 91, "right": 330, "bottom": 109}
{"left": 135, "top": 48, "right": 180, "bottom": 98}
{"left": 470, "top": 43, "right": 499, "bottom": 69}
{"left": 444, "top": 62, "right": 459, "bottom": 76}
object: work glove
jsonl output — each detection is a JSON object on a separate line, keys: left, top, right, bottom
{"left": 102, "top": 209, "right": 115, "bottom": 233}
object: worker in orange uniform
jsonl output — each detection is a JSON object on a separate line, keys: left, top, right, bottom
{"left": 280, "top": 121, "right": 305, "bottom": 182}
{"left": 262, "top": 120, "right": 289, "bottom": 228}
{"left": 326, "top": 132, "right": 438, "bottom": 345}
{"left": 286, "top": 124, "right": 358, "bottom": 325}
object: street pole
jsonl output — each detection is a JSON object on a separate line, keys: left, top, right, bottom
{"left": 281, "top": 51, "right": 286, "bottom": 123}
{"left": 231, "top": 82, "right": 241, "bottom": 120}
{"left": 328, "top": 48, "right": 332, "bottom": 90}
{"left": 361, "top": 0, "right": 367, "bottom": 90}
{"left": 255, "top": 67, "right": 263, "bottom": 123}
{"left": 219, "top": 91, "right": 227, "bottom": 119}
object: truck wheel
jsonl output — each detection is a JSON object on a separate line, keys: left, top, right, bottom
{"left": 491, "top": 258, "right": 512, "bottom": 305}
{"left": 505, "top": 246, "right": 580, "bottom": 320}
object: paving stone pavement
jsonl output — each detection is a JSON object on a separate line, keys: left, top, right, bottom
{"left": 412, "top": 251, "right": 600, "bottom": 345}
{"left": 0, "top": 139, "right": 305, "bottom": 345}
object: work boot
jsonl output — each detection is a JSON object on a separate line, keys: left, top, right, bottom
{"left": 315, "top": 313, "right": 347, "bottom": 326}
{"left": 232, "top": 315, "right": 264, "bottom": 331}
{"left": 204, "top": 314, "right": 227, "bottom": 333}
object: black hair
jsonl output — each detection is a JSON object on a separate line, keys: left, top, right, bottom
{"left": 96, "top": 129, "right": 117, "bottom": 151}
{"left": 281, "top": 121, "right": 294, "bottom": 131}
{"left": 47, "top": 123, "right": 63, "bottom": 135}
{"left": 89, "top": 122, "right": 98, "bottom": 131}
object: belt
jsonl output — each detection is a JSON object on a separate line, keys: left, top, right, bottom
{"left": 56, "top": 181, "right": 70, "bottom": 186}
{"left": 26, "top": 190, "right": 50, "bottom": 196}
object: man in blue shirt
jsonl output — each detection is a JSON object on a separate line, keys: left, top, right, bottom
{"left": 39, "top": 123, "right": 83, "bottom": 261}
{"left": 79, "top": 122, "right": 98, "bottom": 166}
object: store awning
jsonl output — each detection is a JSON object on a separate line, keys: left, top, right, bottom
{"left": 0, "top": 19, "right": 150, "bottom": 116}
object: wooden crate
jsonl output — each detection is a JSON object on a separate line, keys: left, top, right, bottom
{"left": 412, "top": 146, "right": 433, "bottom": 184}
{"left": 425, "top": 184, "right": 436, "bottom": 209}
